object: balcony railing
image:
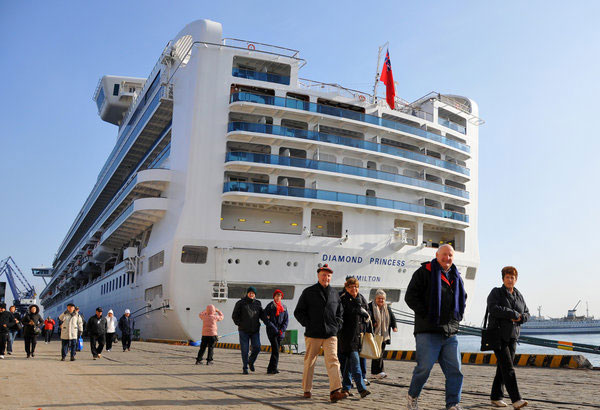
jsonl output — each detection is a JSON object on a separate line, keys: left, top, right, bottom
{"left": 232, "top": 68, "right": 290, "bottom": 85}
{"left": 223, "top": 182, "right": 469, "bottom": 223}
{"left": 226, "top": 152, "right": 469, "bottom": 199}
{"left": 230, "top": 92, "right": 470, "bottom": 153}
{"left": 438, "top": 117, "right": 466, "bottom": 134}
{"left": 228, "top": 122, "right": 469, "bottom": 176}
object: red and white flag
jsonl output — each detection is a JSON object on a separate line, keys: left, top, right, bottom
{"left": 379, "top": 49, "right": 395, "bottom": 109}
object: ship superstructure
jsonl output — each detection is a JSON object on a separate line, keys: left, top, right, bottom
{"left": 40, "top": 19, "right": 482, "bottom": 349}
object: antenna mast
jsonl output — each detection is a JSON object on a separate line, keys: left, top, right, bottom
{"left": 372, "top": 41, "right": 389, "bottom": 103}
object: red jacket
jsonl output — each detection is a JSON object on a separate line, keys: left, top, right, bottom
{"left": 44, "top": 318, "right": 56, "bottom": 330}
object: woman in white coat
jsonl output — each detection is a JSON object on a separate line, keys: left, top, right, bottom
{"left": 105, "top": 310, "right": 118, "bottom": 351}
{"left": 58, "top": 303, "right": 83, "bottom": 361}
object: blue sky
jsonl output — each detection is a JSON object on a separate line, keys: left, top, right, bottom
{"left": 1, "top": 1, "right": 599, "bottom": 323}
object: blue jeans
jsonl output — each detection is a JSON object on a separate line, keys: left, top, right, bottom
{"left": 61, "top": 339, "right": 77, "bottom": 358}
{"left": 7, "top": 330, "right": 17, "bottom": 353}
{"left": 239, "top": 330, "right": 261, "bottom": 371}
{"left": 342, "top": 351, "right": 367, "bottom": 392}
{"left": 408, "top": 333, "right": 463, "bottom": 406}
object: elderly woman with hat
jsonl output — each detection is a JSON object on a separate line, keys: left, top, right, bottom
{"left": 262, "top": 289, "right": 289, "bottom": 374}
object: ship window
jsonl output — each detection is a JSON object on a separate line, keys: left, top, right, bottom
{"left": 181, "top": 246, "right": 208, "bottom": 264}
{"left": 149, "top": 250, "right": 164, "bottom": 272}
{"left": 113, "top": 84, "right": 120, "bottom": 96}
{"left": 368, "top": 288, "right": 401, "bottom": 303}
{"left": 145, "top": 285, "right": 163, "bottom": 302}
{"left": 227, "top": 284, "right": 295, "bottom": 300}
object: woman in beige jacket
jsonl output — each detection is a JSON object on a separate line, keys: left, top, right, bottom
{"left": 59, "top": 303, "right": 83, "bottom": 361}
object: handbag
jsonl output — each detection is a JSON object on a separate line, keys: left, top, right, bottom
{"left": 33, "top": 326, "right": 41, "bottom": 336}
{"left": 359, "top": 318, "right": 383, "bottom": 359}
{"left": 77, "top": 337, "right": 84, "bottom": 351}
{"left": 480, "top": 308, "right": 501, "bottom": 351}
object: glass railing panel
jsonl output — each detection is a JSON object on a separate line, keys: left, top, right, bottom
{"left": 438, "top": 118, "right": 466, "bottom": 134}
{"left": 227, "top": 122, "right": 470, "bottom": 177}
{"left": 232, "top": 68, "right": 290, "bottom": 85}
{"left": 225, "top": 152, "right": 469, "bottom": 199}
{"left": 223, "top": 182, "right": 468, "bottom": 223}
{"left": 230, "top": 92, "right": 470, "bottom": 153}
{"left": 95, "top": 87, "right": 105, "bottom": 111}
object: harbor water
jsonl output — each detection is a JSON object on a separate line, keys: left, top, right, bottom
{"left": 458, "top": 334, "right": 600, "bottom": 367}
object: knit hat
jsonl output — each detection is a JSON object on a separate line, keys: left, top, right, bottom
{"left": 125, "top": 309, "right": 131, "bottom": 314}
{"left": 108, "top": 309, "right": 114, "bottom": 314}
{"left": 247, "top": 286, "right": 257, "bottom": 295}
{"left": 317, "top": 264, "right": 333, "bottom": 274}
{"left": 273, "top": 289, "right": 284, "bottom": 298}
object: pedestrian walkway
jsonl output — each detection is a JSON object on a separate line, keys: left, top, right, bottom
{"left": 1, "top": 340, "right": 598, "bottom": 409}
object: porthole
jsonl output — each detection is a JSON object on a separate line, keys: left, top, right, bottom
{"left": 286, "top": 261, "right": 291, "bottom": 267}
{"left": 228, "top": 258, "right": 233, "bottom": 264}
{"left": 293, "top": 261, "right": 298, "bottom": 267}
{"left": 265, "top": 260, "right": 270, "bottom": 266}
{"left": 258, "top": 260, "right": 263, "bottom": 265}
{"left": 235, "top": 259, "right": 240, "bottom": 264}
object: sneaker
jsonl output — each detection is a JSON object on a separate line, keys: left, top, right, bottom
{"left": 206, "top": 361, "right": 214, "bottom": 365}
{"left": 512, "top": 399, "right": 528, "bottom": 409}
{"left": 491, "top": 400, "right": 508, "bottom": 407}
{"left": 364, "top": 378, "right": 371, "bottom": 386}
{"left": 93, "top": 356, "right": 97, "bottom": 360}
{"left": 376, "top": 372, "right": 387, "bottom": 379}
{"left": 195, "top": 359, "right": 202, "bottom": 365}
{"left": 360, "top": 389, "right": 371, "bottom": 398}
{"left": 341, "top": 389, "right": 353, "bottom": 397}
{"left": 7, "top": 352, "right": 11, "bottom": 355}
{"left": 447, "top": 405, "right": 463, "bottom": 410}
{"left": 407, "top": 393, "right": 419, "bottom": 410}
{"left": 0, "top": 355, "right": 4, "bottom": 359}
{"left": 248, "top": 363, "right": 255, "bottom": 372}
{"left": 27, "top": 354, "right": 30, "bottom": 358}
{"left": 242, "top": 369, "right": 248, "bottom": 374}
{"left": 70, "top": 357, "right": 76, "bottom": 361}
{"left": 106, "top": 349, "right": 111, "bottom": 352}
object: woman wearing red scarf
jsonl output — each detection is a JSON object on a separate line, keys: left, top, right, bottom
{"left": 262, "top": 289, "right": 289, "bottom": 374}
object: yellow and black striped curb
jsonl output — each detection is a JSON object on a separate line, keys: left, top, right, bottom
{"left": 144, "top": 339, "right": 592, "bottom": 369}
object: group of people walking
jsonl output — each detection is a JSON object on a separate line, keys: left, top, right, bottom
{"left": 197, "top": 243, "right": 529, "bottom": 409}
{"left": 0, "top": 302, "right": 135, "bottom": 362}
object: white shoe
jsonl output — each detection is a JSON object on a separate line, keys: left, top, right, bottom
{"left": 512, "top": 399, "right": 528, "bottom": 409}
{"left": 491, "top": 400, "right": 508, "bottom": 407}
{"left": 447, "top": 405, "right": 463, "bottom": 410}
{"left": 376, "top": 372, "right": 387, "bottom": 379}
{"left": 407, "top": 393, "right": 418, "bottom": 410}
{"left": 363, "top": 378, "right": 370, "bottom": 386}
{"left": 0, "top": 355, "right": 4, "bottom": 359}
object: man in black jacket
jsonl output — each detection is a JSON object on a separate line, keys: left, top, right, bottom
{"left": 232, "top": 286, "right": 262, "bottom": 374}
{"left": 404, "top": 244, "right": 467, "bottom": 410}
{"left": 0, "top": 303, "right": 16, "bottom": 359}
{"left": 87, "top": 307, "right": 107, "bottom": 359}
{"left": 294, "top": 264, "right": 346, "bottom": 403}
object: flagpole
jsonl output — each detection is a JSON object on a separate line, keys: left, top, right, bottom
{"left": 372, "top": 41, "right": 389, "bottom": 103}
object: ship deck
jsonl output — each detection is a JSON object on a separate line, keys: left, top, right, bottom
{"left": 2, "top": 340, "right": 598, "bottom": 409}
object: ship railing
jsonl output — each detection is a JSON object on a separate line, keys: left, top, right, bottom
{"left": 298, "top": 78, "right": 372, "bottom": 101}
{"left": 223, "top": 37, "right": 300, "bottom": 58}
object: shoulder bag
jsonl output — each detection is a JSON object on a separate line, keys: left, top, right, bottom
{"left": 359, "top": 318, "right": 384, "bottom": 359}
{"left": 480, "top": 308, "right": 501, "bottom": 351}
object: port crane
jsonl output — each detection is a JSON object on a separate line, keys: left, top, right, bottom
{"left": 0, "top": 256, "right": 37, "bottom": 315}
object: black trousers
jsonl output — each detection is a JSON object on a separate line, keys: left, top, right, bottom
{"left": 90, "top": 334, "right": 106, "bottom": 356}
{"left": 492, "top": 339, "right": 521, "bottom": 402}
{"left": 371, "top": 341, "right": 388, "bottom": 374}
{"left": 24, "top": 334, "right": 37, "bottom": 355}
{"left": 0, "top": 332, "right": 7, "bottom": 355}
{"left": 267, "top": 333, "right": 282, "bottom": 372}
{"left": 106, "top": 332, "right": 115, "bottom": 350}
{"left": 122, "top": 334, "right": 132, "bottom": 350}
{"left": 197, "top": 336, "right": 218, "bottom": 362}
{"left": 45, "top": 329, "right": 54, "bottom": 343}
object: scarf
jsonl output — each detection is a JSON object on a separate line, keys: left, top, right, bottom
{"left": 372, "top": 303, "right": 390, "bottom": 341}
{"left": 275, "top": 301, "right": 285, "bottom": 317}
{"left": 428, "top": 258, "right": 466, "bottom": 325}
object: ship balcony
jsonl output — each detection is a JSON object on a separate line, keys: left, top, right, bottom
{"left": 99, "top": 197, "right": 169, "bottom": 248}
{"left": 229, "top": 92, "right": 471, "bottom": 155}
{"left": 222, "top": 182, "right": 468, "bottom": 224}
{"left": 232, "top": 68, "right": 290, "bottom": 85}
{"left": 225, "top": 152, "right": 469, "bottom": 201}
{"left": 227, "top": 122, "right": 470, "bottom": 179}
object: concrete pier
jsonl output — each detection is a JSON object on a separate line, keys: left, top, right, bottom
{"left": 1, "top": 341, "right": 598, "bottom": 409}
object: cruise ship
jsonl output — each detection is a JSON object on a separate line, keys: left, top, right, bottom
{"left": 521, "top": 304, "right": 600, "bottom": 335}
{"left": 39, "top": 19, "right": 482, "bottom": 350}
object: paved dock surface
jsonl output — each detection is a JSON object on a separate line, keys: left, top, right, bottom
{"left": 1, "top": 341, "right": 598, "bottom": 409}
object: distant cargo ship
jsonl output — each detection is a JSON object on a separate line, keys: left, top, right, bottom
{"left": 521, "top": 302, "right": 600, "bottom": 335}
